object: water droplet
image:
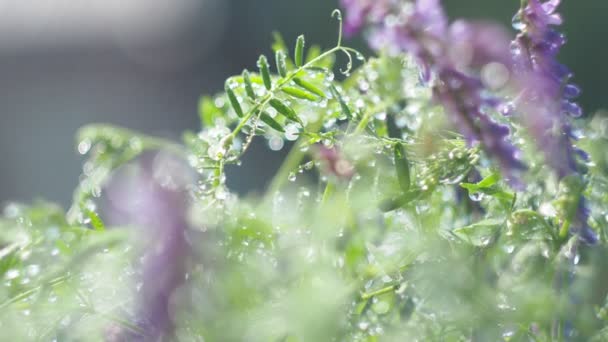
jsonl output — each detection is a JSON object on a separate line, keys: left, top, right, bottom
{"left": 207, "top": 143, "right": 227, "bottom": 160}
{"left": 374, "top": 112, "right": 387, "bottom": 121}
{"left": 268, "top": 137, "right": 284, "bottom": 151}
{"left": 5, "top": 269, "right": 20, "bottom": 280}
{"left": 502, "top": 329, "right": 515, "bottom": 340}
{"left": 78, "top": 139, "right": 92, "bottom": 155}
{"left": 500, "top": 102, "right": 515, "bottom": 116}
{"left": 481, "top": 62, "right": 510, "bottom": 90}
{"left": 372, "top": 300, "right": 390, "bottom": 315}
{"left": 214, "top": 96, "right": 225, "bottom": 108}
{"left": 288, "top": 172, "right": 297, "bottom": 182}
{"left": 469, "top": 192, "right": 484, "bottom": 202}
{"left": 480, "top": 236, "right": 492, "bottom": 246}
{"left": 26, "top": 265, "right": 40, "bottom": 277}
{"left": 358, "top": 321, "right": 370, "bottom": 331}
{"left": 284, "top": 124, "right": 300, "bottom": 141}
{"left": 539, "top": 202, "right": 557, "bottom": 217}
{"left": 303, "top": 161, "right": 315, "bottom": 170}
{"left": 511, "top": 11, "right": 525, "bottom": 31}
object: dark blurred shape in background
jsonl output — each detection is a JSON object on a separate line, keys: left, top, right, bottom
{"left": 0, "top": 0, "right": 606, "bottom": 206}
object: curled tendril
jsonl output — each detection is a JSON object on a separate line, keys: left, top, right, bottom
{"left": 331, "top": 9, "right": 364, "bottom": 75}
{"left": 339, "top": 49, "right": 354, "bottom": 75}
{"left": 332, "top": 9, "right": 344, "bottom": 47}
{"left": 338, "top": 47, "right": 366, "bottom": 75}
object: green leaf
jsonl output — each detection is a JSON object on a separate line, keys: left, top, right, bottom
{"left": 294, "top": 35, "right": 305, "bottom": 68}
{"left": 460, "top": 172, "right": 500, "bottom": 191}
{"left": 269, "top": 99, "right": 301, "bottom": 124}
{"left": 272, "top": 31, "right": 288, "bottom": 53}
{"left": 84, "top": 209, "right": 105, "bottom": 232}
{"left": 260, "top": 112, "right": 285, "bottom": 133}
{"left": 293, "top": 77, "right": 326, "bottom": 98}
{"left": 394, "top": 143, "right": 410, "bottom": 192}
{"left": 461, "top": 172, "right": 514, "bottom": 207}
{"left": 276, "top": 50, "right": 288, "bottom": 78}
{"left": 257, "top": 55, "right": 272, "bottom": 90}
{"left": 198, "top": 96, "right": 220, "bottom": 127}
{"left": 329, "top": 85, "right": 352, "bottom": 119}
{"left": 508, "top": 209, "right": 554, "bottom": 241}
{"left": 225, "top": 83, "right": 244, "bottom": 118}
{"left": 453, "top": 218, "right": 504, "bottom": 246}
{"left": 380, "top": 190, "right": 420, "bottom": 212}
{"left": 306, "top": 45, "right": 321, "bottom": 63}
{"left": 282, "top": 87, "right": 317, "bottom": 101}
{"left": 242, "top": 70, "right": 256, "bottom": 99}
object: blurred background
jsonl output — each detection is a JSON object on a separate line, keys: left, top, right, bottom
{"left": 0, "top": 0, "right": 606, "bottom": 207}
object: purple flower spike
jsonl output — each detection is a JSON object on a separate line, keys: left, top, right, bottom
{"left": 103, "top": 151, "right": 195, "bottom": 340}
{"left": 342, "top": 0, "right": 526, "bottom": 187}
{"left": 434, "top": 70, "right": 525, "bottom": 188}
{"left": 511, "top": 0, "right": 596, "bottom": 244}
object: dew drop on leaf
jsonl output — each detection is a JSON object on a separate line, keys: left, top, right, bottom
{"left": 469, "top": 192, "right": 484, "bottom": 202}
{"left": 26, "top": 265, "right": 40, "bottom": 277}
{"left": 78, "top": 139, "right": 92, "bottom": 155}
{"left": 285, "top": 124, "right": 300, "bottom": 141}
{"left": 268, "top": 137, "right": 284, "bottom": 151}
{"left": 5, "top": 269, "right": 20, "bottom": 280}
{"left": 358, "top": 321, "right": 370, "bottom": 331}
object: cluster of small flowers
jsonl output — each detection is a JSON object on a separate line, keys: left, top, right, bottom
{"left": 341, "top": 0, "right": 597, "bottom": 244}
{"left": 511, "top": 0, "right": 597, "bottom": 244}
{"left": 341, "top": 0, "right": 526, "bottom": 187}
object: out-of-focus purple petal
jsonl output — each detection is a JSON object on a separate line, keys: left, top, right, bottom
{"left": 103, "top": 151, "right": 195, "bottom": 341}
{"left": 340, "top": 0, "right": 392, "bottom": 36}
{"left": 448, "top": 20, "right": 513, "bottom": 72}
{"left": 316, "top": 145, "right": 355, "bottom": 180}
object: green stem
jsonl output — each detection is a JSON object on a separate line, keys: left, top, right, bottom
{"left": 353, "top": 103, "right": 389, "bottom": 135}
{"left": 226, "top": 45, "right": 342, "bottom": 146}
{"left": 321, "top": 182, "right": 335, "bottom": 203}
{"left": 354, "top": 113, "right": 373, "bottom": 135}
{"left": 559, "top": 220, "right": 571, "bottom": 240}
{"left": 266, "top": 116, "right": 325, "bottom": 195}
{"left": 0, "top": 275, "right": 69, "bottom": 310}
{"left": 332, "top": 9, "right": 343, "bottom": 48}
{"left": 360, "top": 283, "right": 399, "bottom": 300}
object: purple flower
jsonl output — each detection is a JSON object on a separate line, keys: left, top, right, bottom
{"left": 367, "top": 0, "right": 448, "bottom": 80}
{"left": 434, "top": 70, "right": 526, "bottom": 186}
{"left": 103, "top": 151, "right": 195, "bottom": 340}
{"left": 342, "top": 0, "right": 526, "bottom": 187}
{"left": 448, "top": 20, "right": 513, "bottom": 73}
{"left": 340, "top": 0, "right": 392, "bottom": 36}
{"left": 511, "top": 0, "right": 596, "bottom": 243}
{"left": 316, "top": 145, "right": 355, "bottom": 180}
